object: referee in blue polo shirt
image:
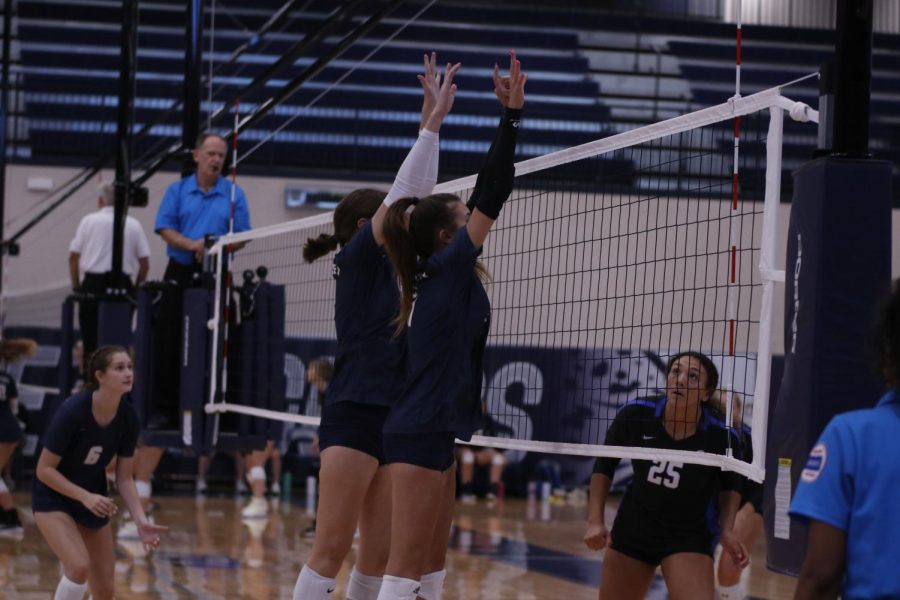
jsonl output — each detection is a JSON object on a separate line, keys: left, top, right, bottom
{"left": 790, "top": 281, "right": 900, "bottom": 600}
{"left": 155, "top": 132, "right": 251, "bottom": 285}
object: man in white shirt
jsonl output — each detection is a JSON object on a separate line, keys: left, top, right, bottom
{"left": 69, "top": 181, "right": 151, "bottom": 369}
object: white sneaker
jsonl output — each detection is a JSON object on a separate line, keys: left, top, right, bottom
{"left": 241, "top": 497, "right": 269, "bottom": 519}
{"left": 269, "top": 482, "right": 281, "bottom": 496}
{"left": 461, "top": 493, "right": 477, "bottom": 505}
{"left": 235, "top": 480, "right": 249, "bottom": 496}
{"left": 196, "top": 479, "right": 208, "bottom": 495}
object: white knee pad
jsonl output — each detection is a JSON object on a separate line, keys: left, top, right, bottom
{"left": 346, "top": 566, "right": 382, "bottom": 600}
{"left": 716, "top": 581, "right": 746, "bottom": 600}
{"left": 418, "top": 569, "right": 447, "bottom": 600}
{"left": 491, "top": 453, "right": 505, "bottom": 466}
{"left": 460, "top": 451, "right": 475, "bottom": 465}
{"left": 0, "top": 478, "right": 8, "bottom": 494}
{"left": 375, "top": 575, "right": 420, "bottom": 600}
{"left": 248, "top": 466, "right": 266, "bottom": 482}
{"left": 135, "top": 480, "right": 152, "bottom": 499}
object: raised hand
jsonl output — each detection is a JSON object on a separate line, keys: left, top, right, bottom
{"left": 418, "top": 51, "right": 439, "bottom": 122}
{"left": 138, "top": 519, "right": 169, "bottom": 553}
{"left": 423, "top": 61, "right": 461, "bottom": 133}
{"left": 493, "top": 49, "right": 527, "bottom": 109}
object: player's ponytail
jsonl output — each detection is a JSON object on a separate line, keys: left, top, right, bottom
{"left": 382, "top": 197, "right": 419, "bottom": 335}
{"left": 303, "top": 188, "right": 385, "bottom": 263}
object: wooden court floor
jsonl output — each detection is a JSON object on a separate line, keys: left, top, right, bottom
{"left": 0, "top": 491, "right": 798, "bottom": 599}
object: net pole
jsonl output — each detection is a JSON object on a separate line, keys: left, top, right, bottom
{"left": 723, "top": 0, "right": 743, "bottom": 454}
{"left": 751, "top": 106, "right": 784, "bottom": 479}
{"left": 210, "top": 99, "right": 240, "bottom": 446}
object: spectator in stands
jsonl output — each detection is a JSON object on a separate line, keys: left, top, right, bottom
{"left": 0, "top": 338, "right": 37, "bottom": 536}
{"left": 584, "top": 351, "right": 748, "bottom": 600}
{"left": 457, "top": 445, "right": 506, "bottom": 504}
{"left": 119, "top": 132, "right": 251, "bottom": 539}
{"left": 69, "top": 181, "right": 150, "bottom": 372}
{"left": 790, "top": 281, "right": 900, "bottom": 600}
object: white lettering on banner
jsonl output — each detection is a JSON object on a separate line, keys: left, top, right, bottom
{"left": 487, "top": 361, "right": 543, "bottom": 463}
{"left": 790, "top": 232, "right": 802, "bottom": 354}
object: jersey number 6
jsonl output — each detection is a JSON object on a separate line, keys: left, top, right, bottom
{"left": 83, "top": 446, "right": 104, "bottom": 466}
{"left": 647, "top": 460, "right": 683, "bottom": 489}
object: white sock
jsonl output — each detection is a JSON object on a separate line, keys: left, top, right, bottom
{"left": 375, "top": 575, "right": 420, "bottom": 600}
{"left": 345, "top": 566, "right": 383, "bottom": 600}
{"left": 418, "top": 569, "right": 446, "bottom": 600}
{"left": 293, "top": 565, "right": 337, "bottom": 600}
{"left": 54, "top": 575, "right": 87, "bottom": 600}
{"left": 716, "top": 581, "right": 746, "bottom": 600}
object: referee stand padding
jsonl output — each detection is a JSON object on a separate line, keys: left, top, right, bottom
{"left": 130, "top": 278, "right": 286, "bottom": 454}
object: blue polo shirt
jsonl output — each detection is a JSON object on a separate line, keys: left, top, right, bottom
{"left": 326, "top": 222, "right": 403, "bottom": 408}
{"left": 155, "top": 174, "right": 251, "bottom": 265}
{"left": 384, "top": 228, "right": 490, "bottom": 440}
{"left": 790, "top": 388, "right": 900, "bottom": 600}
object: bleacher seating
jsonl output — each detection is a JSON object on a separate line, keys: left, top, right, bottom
{"left": 10, "top": 0, "right": 900, "bottom": 201}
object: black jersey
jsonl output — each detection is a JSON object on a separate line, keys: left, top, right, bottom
{"left": 328, "top": 221, "right": 404, "bottom": 408}
{"left": 384, "top": 229, "right": 490, "bottom": 440}
{"left": 34, "top": 391, "right": 140, "bottom": 497}
{"left": 0, "top": 369, "right": 21, "bottom": 442}
{"left": 594, "top": 397, "right": 741, "bottom": 534}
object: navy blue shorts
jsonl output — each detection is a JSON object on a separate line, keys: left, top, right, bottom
{"left": 383, "top": 431, "right": 456, "bottom": 472}
{"left": 742, "top": 480, "right": 764, "bottom": 515}
{"left": 0, "top": 418, "right": 22, "bottom": 443}
{"left": 32, "top": 480, "right": 109, "bottom": 530}
{"left": 318, "top": 401, "right": 390, "bottom": 464}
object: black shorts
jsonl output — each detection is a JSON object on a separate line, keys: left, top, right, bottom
{"left": 610, "top": 505, "right": 715, "bottom": 566}
{"left": 0, "top": 417, "right": 22, "bottom": 443}
{"left": 383, "top": 431, "right": 456, "bottom": 472}
{"left": 32, "top": 481, "right": 109, "bottom": 530}
{"left": 742, "top": 480, "right": 764, "bottom": 515}
{"left": 318, "top": 401, "right": 390, "bottom": 464}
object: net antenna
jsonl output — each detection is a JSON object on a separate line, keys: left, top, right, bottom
{"left": 206, "top": 85, "right": 818, "bottom": 483}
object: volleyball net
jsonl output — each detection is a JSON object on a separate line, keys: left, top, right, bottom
{"left": 206, "top": 87, "right": 819, "bottom": 482}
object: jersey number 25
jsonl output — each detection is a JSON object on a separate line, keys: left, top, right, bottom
{"left": 647, "top": 461, "right": 683, "bottom": 489}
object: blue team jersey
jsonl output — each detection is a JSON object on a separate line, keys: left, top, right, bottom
{"left": 0, "top": 370, "right": 21, "bottom": 442}
{"left": 34, "top": 391, "right": 140, "bottom": 497}
{"left": 326, "top": 222, "right": 403, "bottom": 408}
{"left": 155, "top": 174, "right": 251, "bottom": 265}
{"left": 790, "top": 388, "right": 900, "bottom": 600}
{"left": 385, "top": 228, "right": 490, "bottom": 440}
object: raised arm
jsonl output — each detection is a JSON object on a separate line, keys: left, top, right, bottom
{"left": 372, "top": 56, "right": 460, "bottom": 246}
{"left": 465, "top": 50, "right": 527, "bottom": 249}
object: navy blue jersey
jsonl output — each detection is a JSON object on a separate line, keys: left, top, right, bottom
{"left": 594, "top": 397, "right": 741, "bottom": 534}
{"left": 327, "top": 222, "right": 404, "bottom": 408}
{"left": 0, "top": 369, "right": 21, "bottom": 442}
{"left": 34, "top": 391, "right": 140, "bottom": 497}
{"left": 385, "top": 229, "right": 490, "bottom": 440}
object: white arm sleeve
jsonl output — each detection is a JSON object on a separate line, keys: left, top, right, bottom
{"left": 383, "top": 129, "right": 440, "bottom": 206}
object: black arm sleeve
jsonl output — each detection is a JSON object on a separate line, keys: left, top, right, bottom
{"left": 466, "top": 107, "right": 522, "bottom": 219}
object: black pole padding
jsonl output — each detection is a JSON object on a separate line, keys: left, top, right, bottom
{"left": 112, "top": 0, "right": 139, "bottom": 289}
{"left": 0, "top": 0, "right": 13, "bottom": 306}
{"left": 832, "top": 0, "right": 873, "bottom": 158}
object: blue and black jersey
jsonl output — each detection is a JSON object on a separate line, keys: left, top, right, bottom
{"left": 385, "top": 229, "right": 490, "bottom": 441}
{"left": 594, "top": 397, "right": 741, "bottom": 534}
{"left": 327, "top": 222, "right": 403, "bottom": 408}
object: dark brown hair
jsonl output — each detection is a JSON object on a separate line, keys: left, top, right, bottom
{"left": 87, "top": 345, "right": 131, "bottom": 390}
{"left": 666, "top": 351, "right": 719, "bottom": 396}
{"left": 382, "top": 193, "right": 462, "bottom": 333}
{"left": 303, "top": 188, "right": 386, "bottom": 263}
{"left": 0, "top": 338, "right": 37, "bottom": 362}
{"left": 307, "top": 357, "right": 334, "bottom": 384}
